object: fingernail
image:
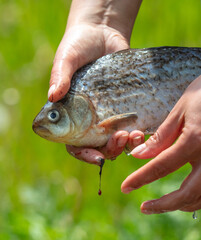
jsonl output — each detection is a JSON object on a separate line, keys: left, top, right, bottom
{"left": 133, "top": 136, "right": 142, "bottom": 147}
{"left": 48, "top": 84, "right": 56, "bottom": 100}
{"left": 121, "top": 187, "right": 134, "bottom": 194}
{"left": 117, "top": 134, "right": 129, "bottom": 147}
{"left": 131, "top": 143, "right": 146, "bottom": 156}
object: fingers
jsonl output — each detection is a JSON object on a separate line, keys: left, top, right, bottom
{"left": 48, "top": 59, "right": 74, "bottom": 102}
{"left": 126, "top": 130, "right": 145, "bottom": 153}
{"left": 48, "top": 25, "right": 105, "bottom": 102}
{"left": 140, "top": 162, "right": 201, "bottom": 214}
{"left": 121, "top": 130, "right": 197, "bottom": 193}
{"left": 48, "top": 23, "right": 130, "bottom": 103}
{"left": 100, "top": 131, "right": 129, "bottom": 160}
{"left": 131, "top": 109, "right": 184, "bottom": 159}
{"left": 66, "top": 131, "right": 130, "bottom": 165}
{"left": 66, "top": 145, "right": 105, "bottom": 165}
{"left": 66, "top": 130, "right": 144, "bottom": 165}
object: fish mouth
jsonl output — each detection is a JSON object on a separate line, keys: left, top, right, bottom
{"left": 32, "top": 122, "right": 50, "bottom": 136}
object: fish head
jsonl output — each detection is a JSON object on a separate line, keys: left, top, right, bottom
{"left": 32, "top": 94, "right": 96, "bottom": 145}
{"left": 32, "top": 100, "right": 71, "bottom": 143}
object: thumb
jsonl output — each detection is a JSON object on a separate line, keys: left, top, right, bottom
{"left": 131, "top": 111, "right": 184, "bottom": 159}
{"left": 48, "top": 42, "right": 80, "bottom": 102}
{"left": 48, "top": 26, "right": 105, "bottom": 102}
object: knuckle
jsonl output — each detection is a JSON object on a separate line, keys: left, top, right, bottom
{"left": 184, "top": 129, "right": 201, "bottom": 155}
{"left": 180, "top": 189, "right": 199, "bottom": 205}
{"left": 149, "top": 130, "right": 161, "bottom": 145}
{"left": 191, "top": 131, "right": 201, "bottom": 146}
{"left": 152, "top": 162, "right": 167, "bottom": 180}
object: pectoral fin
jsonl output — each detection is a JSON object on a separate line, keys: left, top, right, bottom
{"left": 98, "top": 112, "right": 138, "bottom": 132}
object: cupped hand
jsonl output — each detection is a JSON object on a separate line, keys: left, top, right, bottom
{"left": 48, "top": 23, "right": 129, "bottom": 102}
{"left": 48, "top": 23, "right": 133, "bottom": 162}
{"left": 48, "top": 21, "right": 137, "bottom": 163}
{"left": 121, "top": 75, "right": 201, "bottom": 214}
{"left": 47, "top": 0, "right": 142, "bottom": 164}
{"left": 66, "top": 130, "right": 145, "bottom": 164}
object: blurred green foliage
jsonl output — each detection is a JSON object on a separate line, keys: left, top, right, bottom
{"left": 0, "top": 0, "right": 201, "bottom": 239}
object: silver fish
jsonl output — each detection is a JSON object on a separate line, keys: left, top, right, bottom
{"left": 33, "top": 47, "right": 201, "bottom": 147}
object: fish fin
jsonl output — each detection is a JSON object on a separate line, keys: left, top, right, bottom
{"left": 98, "top": 112, "right": 138, "bottom": 132}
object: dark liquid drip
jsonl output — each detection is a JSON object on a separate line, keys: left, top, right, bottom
{"left": 192, "top": 211, "right": 197, "bottom": 220}
{"left": 98, "top": 158, "right": 105, "bottom": 196}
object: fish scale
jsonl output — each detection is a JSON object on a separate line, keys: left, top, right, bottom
{"left": 33, "top": 47, "right": 201, "bottom": 147}
{"left": 70, "top": 47, "right": 201, "bottom": 126}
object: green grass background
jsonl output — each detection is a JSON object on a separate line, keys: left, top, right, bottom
{"left": 0, "top": 0, "right": 201, "bottom": 239}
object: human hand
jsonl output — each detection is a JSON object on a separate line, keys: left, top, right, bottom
{"left": 48, "top": 0, "right": 142, "bottom": 102}
{"left": 48, "top": 23, "right": 129, "bottom": 102}
{"left": 66, "top": 130, "right": 145, "bottom": 165}
{"left": 48, "top": 0, "right": 142, "bottom": 163}
{"left": 121, "top": 75, "right": 201, "bottom": 214}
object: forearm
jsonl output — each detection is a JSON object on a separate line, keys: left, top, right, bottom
{"left": 67, "top": 0, "right": 142, "bottom": 42}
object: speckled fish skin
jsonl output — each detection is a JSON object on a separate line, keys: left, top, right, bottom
{"left": 33, "top": 47, "right": 201, "bottom": 147}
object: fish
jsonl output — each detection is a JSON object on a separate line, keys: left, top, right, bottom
{"left": 33, "top": 47, "right": 201, "bottom": 148}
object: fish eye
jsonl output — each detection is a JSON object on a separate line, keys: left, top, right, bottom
{"left": 47, "top": 110, "right": 60, "bottom": 122}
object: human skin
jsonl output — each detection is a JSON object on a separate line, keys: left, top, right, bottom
{"left": 48, "top": 0, "right": 142, "bottom": 102}
{"left": 121, "top": 75, "right": 201, "bottom": 214}
{"left": 48, "top": 0, "right": 201, "bottom": 214}
{"left": 48, "top": 0, "right": 144, "bottom": 162}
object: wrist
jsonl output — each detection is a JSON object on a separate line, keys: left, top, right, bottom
{"left": 66, "top": 0, "right": 142, "bottom": 42}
